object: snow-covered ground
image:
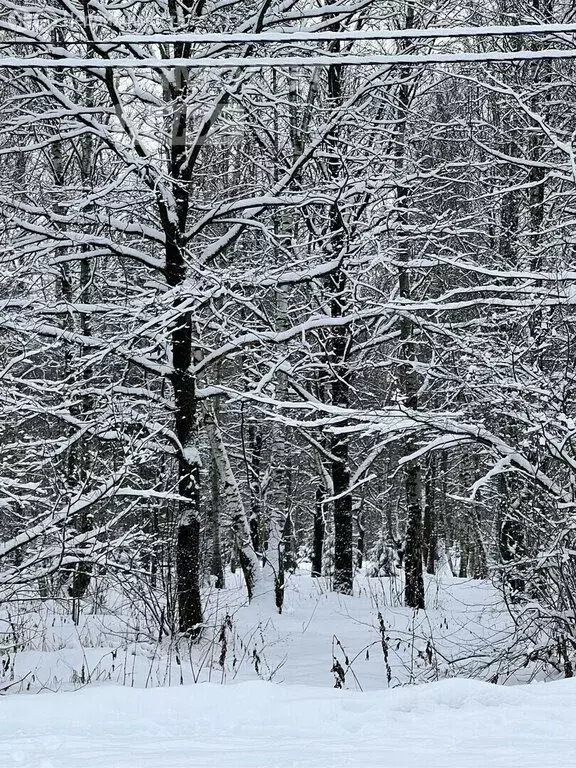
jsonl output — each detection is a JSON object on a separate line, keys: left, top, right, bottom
{"left": 2, "top": 677, "right": 575, "bottom": 767}
{"left": 0, "top": 570, "right": 527, "bottom": 693}
{"left": 0, "top": 570, "right": 567, "bottom": 767}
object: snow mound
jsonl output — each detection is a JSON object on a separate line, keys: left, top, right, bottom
{"left": 1, "top": 677, "right": 575, "bottom": 768}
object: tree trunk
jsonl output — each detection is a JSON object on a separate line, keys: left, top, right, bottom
{"left": 204, "top": 406, "right": 260, "bottom": 600}
{"left": 498, "top": 474, "right": 526, "bottom": 597}
{"left": 326, "top": 38, "right": 354, "bottom": 596}
{"left": 312, "top": 486, "right": 325, "bottom": 577}
{"left": 423, "top": 458, "right": 436, "bottom": 575}
{"left": 404, "top": 456, "right": 425, "bottom": 608}
{"left": 49, "top": 63, "right": 95, "bottom": 616}
{"left": 266, "top": 283, "right": 290, "bottom": 611}
{"left": 168, "top": 228, "right": 204, "bottom": 637}
{"left": 210, "top": 449, "right": 225, "bottom": 590}
{"left": 395, "top": 1, "right": 425, "bottom": 610}
{"left": 164, "top": 35, "right": 204, "bottom": 635}
{"left": 356, "top": 507, "right": 365, "bottom": 571}
{"left": 247, "top": 420, "right": 262, "bottom": 555}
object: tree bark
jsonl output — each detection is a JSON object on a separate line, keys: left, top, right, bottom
{"left": 204, "top": 406, "right": 260, "bottom": 600}
{"left": 326, "top": 37, "right": 354, "bottom": 596}
{"left": 395, "top": 1, "right": 425, "bottom": 610}
{"left": 312, "top": 486, "right": 325, "bottom": 577}
{"left": 209, "top": 449, "right": 225, "bottom": 590}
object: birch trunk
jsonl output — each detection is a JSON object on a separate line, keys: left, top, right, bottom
{"left": 204, "top": 407, "right": 260, "bottom": 600}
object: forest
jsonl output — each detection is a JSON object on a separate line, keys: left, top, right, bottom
{"left": 2, "top": 0, "right": 576, "bottom": 748}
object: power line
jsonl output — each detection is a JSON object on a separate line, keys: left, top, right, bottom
{"left": 1, "top": 47, "right": 576, "bottom": 69}
{"left": 66, "top": 21, "right": 576, "bottom": 44}
{"left": 1, "top": 21, "right": 576, "bottom": 47}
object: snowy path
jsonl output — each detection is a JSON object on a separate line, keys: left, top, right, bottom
{"left": 1, "top": 678, "right": 575, "bottom": 768}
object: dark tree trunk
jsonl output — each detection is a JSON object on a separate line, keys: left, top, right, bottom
{"left": 356, "top": 508, "right": 365, "bottom": 571}
{"left": 312, "top": 486, "right": 325, "bottom": 577}
{"left": 167, "top": 237, "right": 203, "bottom": 637}
{"left": 210, "top": 451, "right": 225, "bottom": 590}
{"left": 459, "top": 537, "right": 469, "bottom": 578}
{"left": 283, "top": 508, "right": 298, "bottom": 573}
{"left": 325, "top": 42, "right": 354, "bottom": 596}
{"left": 332, "top": 432, "right": 353, "bottom": 594}
{"left": 499, "top": 518, "right": 526, "bottom": 595}
{"left": 398, "top": 190, "right": 425, "bottom": 608}
{"left": 176, "top": 516, "right": 203, "bottom": 635}
{"left": 404, "top": 456, "right": 425, "bottom": 609}
{"left": 247, "top": 421, "right": 262, "bottom": 555}
{"left": 498, "top": 474, "right": 526, "bottom": 597}
{"left": 50, "top": 90, "right": 95, "bottom": 617}
{"left": 163, "top": 42, "right": 204, "bottom": 636}
{"left": 423, "top": 459, "right": 436, "bottom": 575}
{"left": 394, "top": 1, "right": 425, "bottom": 611}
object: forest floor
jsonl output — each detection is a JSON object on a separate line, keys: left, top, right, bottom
{"left": 0, "top": 567, "right": 537, "bottom": 692}
{"left": 2, "top": 675, "right": 575, "bottom": 767}
{"left": 0, "top": 568, "right": 569, "bottom": 766}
